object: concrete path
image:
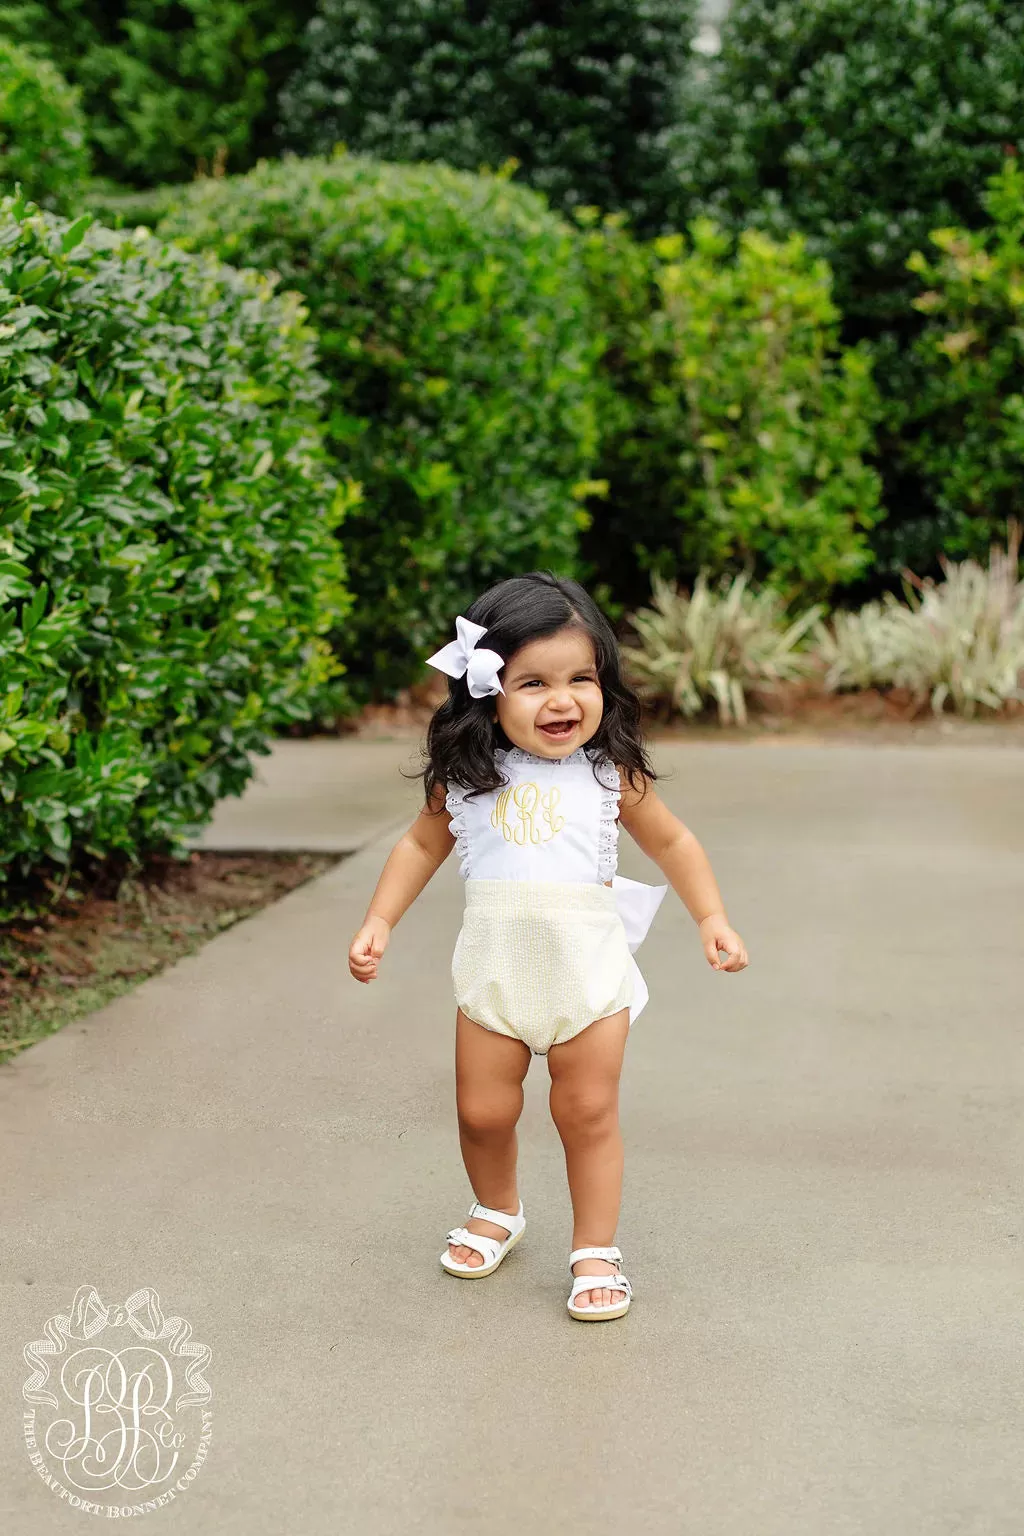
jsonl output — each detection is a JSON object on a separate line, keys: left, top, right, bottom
{"left": 1, "top": 742, "right": 1021, "bottom": 1535}
{"left": 188, "top": 736, "right": 427, "bottom": 851}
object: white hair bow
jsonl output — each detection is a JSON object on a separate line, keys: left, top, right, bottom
{"left": 426, "top": 615, "right": 505, "bottom": 698}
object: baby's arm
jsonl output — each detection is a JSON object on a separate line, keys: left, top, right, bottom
{"left": 348, "top": 784, "right": 454, "bottom": 984}
{"left": 618, "top": 771, "right": 748, "bottom": 973}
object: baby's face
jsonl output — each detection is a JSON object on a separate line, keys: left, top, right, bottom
{"left": 494, "top": 627, "right": 603, "bottom": 759}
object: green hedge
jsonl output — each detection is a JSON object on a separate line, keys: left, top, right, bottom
{"left": 0, "top": 1, "right": 315, "bottom": 186}
{"left": 278, "top": 0, "right": 696, "bottom": 234}
{"left": 665, "top": 0, "right": 1024, "bottom": 578}
{"left": 891, "top": 160, "right": 1024, "bottom": 560}
{"left": 150, "top": 154, "right": 603, "bottom": 700}
{"left": 0, "top": 194, "right": 354, "bottom": 919}
{"left": 578, "top": 212, "right": 883, "bottom": 613}
{"left": 667, "top": 0, "right": 1024, "bottom": 333}
{"left": 0, "top": 37, "right": 89, "bottom": 212}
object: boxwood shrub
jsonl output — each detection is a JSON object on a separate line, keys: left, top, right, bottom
{"left": 577, "top": 212, "right": 884, "bottom": 614}
{"left": 890, "top": 160, "right": 1024, "bottom": 562}
{"left": 278, "top": 0, "right": 696, "bottom": 235}
{"left": 664, "top": 0, "right": 1024, "bottom": 578}
{"left": 0, "top": 37, "right": 90, "bottom": 213}
{"left": 0, "top": 193, "right": 354, "bottom": 918}
{"left": 0, "top": 0, "right": 316, "bottom": 187}
{"left": 150, "top": 154, "right": 602, "bottom": 700}
{"left": 667, "top": 0, "right": 1024, "bottom": 334}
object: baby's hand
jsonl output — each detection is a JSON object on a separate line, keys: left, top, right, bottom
{"left": 349, "top": 916, "right": 391, "bottom": 983}
{"left": 698, "top": 914, "right": 748, "bottom": 973}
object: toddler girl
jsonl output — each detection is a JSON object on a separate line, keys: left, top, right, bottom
{"left": 348, "top": 572, "right": 748, "bottom": 1320}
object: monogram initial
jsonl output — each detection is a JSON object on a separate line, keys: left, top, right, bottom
{"left": 491, "top": 781, "right": 565, "bottom": 846}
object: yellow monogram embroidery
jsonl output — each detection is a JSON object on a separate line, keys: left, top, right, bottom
{"left": 491, "top": 782, "right": 565, "bottom": 846}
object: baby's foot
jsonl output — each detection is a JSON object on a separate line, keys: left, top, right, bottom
{"left": 448, "top": 1207, "right": 520, "bottom": 1268}
{"left": 571, "top": 1258, "right": 628, "bottom": 1310}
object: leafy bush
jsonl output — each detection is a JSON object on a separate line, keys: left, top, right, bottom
{"left": 622, "top": 571, "right": 822, "bottom": 725}
{"left": 278, "top": 0, "right": 696, "bottom": 232}
{"left": 887, "top": 161, "right": 1024, "bottom": 563}
{"left": 0, "top": 37, "right": 89, "bottom": 211}
{"left": 0, "top": 194, "right": 353, "bottom": 918}
{"left": 667, "top": 0, "right": 1024, "bottom": 333}
{"left": 152, "top": 154, "right": 602, "bottom": 700}
{"left": 578, "top": 214, "right": 883, "bottom": 614}
{"left": 81, "top": 180, "right": 191, "bottom": 232}
{"left": 0, "top": 1, "right": 315, "bottom": 186}
{"left": 816, "top": 529, "right": 1024, "bottom": 716}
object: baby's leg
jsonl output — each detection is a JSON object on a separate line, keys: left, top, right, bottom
{"left": 547, "top": 1008, "right": 630, "bottom": 1308}
{"left": 448, "top": 1008, "right": 531, "bottom": 1268}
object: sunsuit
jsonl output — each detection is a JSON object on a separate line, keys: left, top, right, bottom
{"left": 446, "top": 746, "right": 667, "bottom": 1055}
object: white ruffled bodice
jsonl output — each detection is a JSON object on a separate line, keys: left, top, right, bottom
{"left": 445, "top": 745, "right": 621, "bottom": 884}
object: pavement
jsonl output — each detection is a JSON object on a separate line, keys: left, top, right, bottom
{"left": 188, "top": 736, "right": 429, "bottom": 851}
{"left": 1, "top": 738, "right": 1021, "bottom": 1536}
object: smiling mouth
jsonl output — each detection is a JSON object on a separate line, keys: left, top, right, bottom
{"left": 538, "top": 720, "right": 579, "bottom": 738}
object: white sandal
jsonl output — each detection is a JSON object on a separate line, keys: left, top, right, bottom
{"left": 439, "top": 1199, "right": 526, "bottom": 1277}
{"left": 567, "top": 1245, "right": 633, "bottom": 1320}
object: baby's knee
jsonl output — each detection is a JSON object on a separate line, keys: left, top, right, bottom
{"left": 457, "top": 1090, "right": 521, "bottom": 1140}
{"left": 548, "top": 1082, "right": 618, "bottom": 1139}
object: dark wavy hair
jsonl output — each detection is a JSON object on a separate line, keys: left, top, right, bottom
{"left": 415, "top": 571, "right": 657, "bottom": 810}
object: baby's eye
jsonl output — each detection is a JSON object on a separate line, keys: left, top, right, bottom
{"left": 522, "top": 676, "right": 596, "bottom": 686}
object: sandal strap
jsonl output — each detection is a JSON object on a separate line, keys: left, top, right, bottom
{"left": 568, "top": 1272, "right": 632, "bottom": 1301}
{"left": 468, "top": 1200, "right": 522, "bottom": 1235}
{"left": 446, "top": 1227, "right": 501, "bottom": 1264}
{"left": 569, "top": 1245, "right": 622, "bottom": 1270}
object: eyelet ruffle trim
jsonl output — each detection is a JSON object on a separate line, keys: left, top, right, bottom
{"left": 593, "top": 756, "right": 622, "bottom": 883}
{"left": 494, "top": 746, "right": 589, "bottom": 772}
{"left": 445, "top": 780, "right": 473, "bottom": 879}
